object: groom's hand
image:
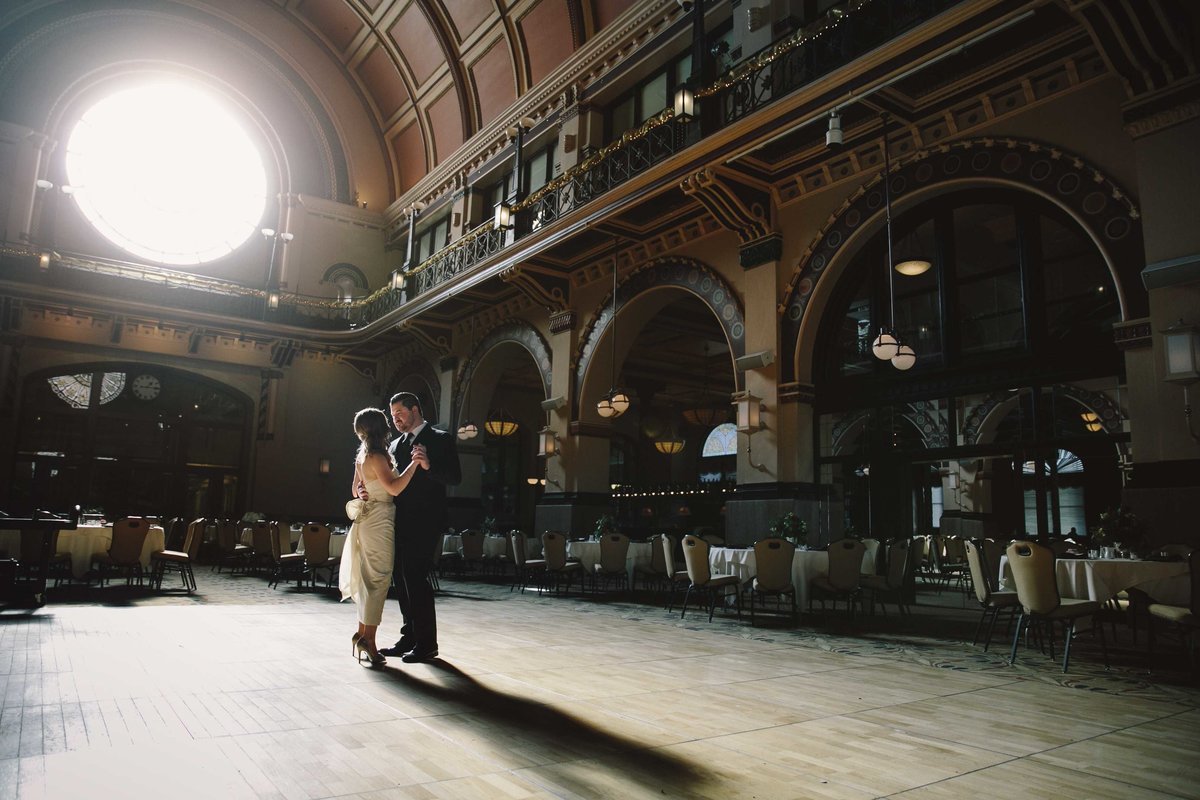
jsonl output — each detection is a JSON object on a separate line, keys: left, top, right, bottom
{"left": 357, "top": 481, "right": 369, "bottom": 501}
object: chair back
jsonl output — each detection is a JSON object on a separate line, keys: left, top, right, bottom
{"left": 861, "top": 538, "right": 881, "bottom": 573}
{"left": 598, "top": 533, "right": 630, "bottom": 573}
{"left": 981, "top": 539, "right": 1005, "bottom": 587}
{"left": 164, "top": 517, "right": 187, "bottom": 550}
{"left": 753, "top": 537, "right": 795, "bottom": 591}
{"left": 542, "top": 531, "right": 569, "bottom": 569}
{"left": 182, "top": 518, "right": 206, "bottom": 559}
{"left": 681, "top": 534, "right": 713, "bottom": 585}
{"left": 964, "top": 540, "right": 992, "bottom": 604}
{"left": 510, "top": 531, "right": 528, "bottom": 568}
{"left": 460, "top": 529, "right": 484, "bottom": 560}
{"left": 215, "top": 520, "right": 240, "bottom": 554}
{"left": 109, "top": 517, "right": 149, "bottom": 563}
{"left": 1006, "top": 540, "right": 1060, "bottom": 615}
{"left": 302, "top": 524, "right": 331, "bottom": 563}
{"left": 648, "top": 534, "right": 667, "bottom": 574}
{"left": 883, "top": 538, "right": 911, "bottom": 589}
{"left": 250, "top": 521, "right": 273, "bottom": 556}
{"left": 826, "top": 539, "right": 866, "bottom": 591}
{"left": 942, "top": 536, "right": 966, "bottom": 565}
{"left": 661, "top": 534, "right": 680, "bottom": 577}
{"left": 267, "top": 521, "right": 283, "bottom": 563}
{"left": 1191, "top": 549, "right": 1200, "bottom": 616}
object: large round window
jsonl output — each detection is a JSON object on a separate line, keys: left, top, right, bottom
{"left": 64, "top": 81, "right": 267, "bottom": 265}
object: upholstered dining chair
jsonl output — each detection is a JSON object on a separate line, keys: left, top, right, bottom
{"left": 269, "top": 524, "right": 305, "bottom": 589}
{"left": 150, "top": 517, "right": 205, "bottom": 592}
{"left": 748, "top": 537, "right": 796, "bottom": 624}
{"left": 659, "top": 533, "right": 692, "bottom": 612}
{"left": 299, "top": 523, "right": 339, "bottom": 588}
{"left": 809, "top": 539, "right": 866, "bottom": 617}
{"left": 593, "top": 532, "right": 631, "bottom": 593}
{"left": 214, "top": 519, "right": 251, "bottom": 573}
{"left": 541, "top": 531, "right": 583, "bottom": 594}
{"left": 91, "top": 517, "right": 150, "bottom": 586}
{"left": 509, "top": 531, "right": 546, "bottom": 593}
{"left": 1145, "top": 548, "right": 1199, "bottom": 670}
{"left": 19, "top": 529, "right": 72, "bottom": 587}
{"left": 680, "top": 534, "right": 742, "bottom": 622}
{"left": 861, "top": 538, "right": 912, "bottom": 616}
{"left": 632, "top": 533, "right": 669, "bottom": 593}
{"left": 248, "top": 521, "right": 276, "bottom": 573}
{"left": 1006, "top": 539, "right": 1108, "bottom": 673}
{"left": 459, "top": 529, "right": 485, "bottom": 575}
{"left": 963, "top": 539, "right": 1019, "bottom": 651}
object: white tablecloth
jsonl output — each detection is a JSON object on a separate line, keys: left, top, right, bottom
{"left": 999, "top": 556, "right": 1190, "bottom": 605}
{"left": 709, "top": 546, "right": 876, "bottom": 608}
{"left": 239, "top": 526, "right": 300, "bottom": 552}
{"left": 566, "top": 540, "right": 653, "bottom": 583}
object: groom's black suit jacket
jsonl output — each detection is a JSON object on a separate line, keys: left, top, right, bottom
{"left": 389, "top": 424, "right": 461, "bottom": 559}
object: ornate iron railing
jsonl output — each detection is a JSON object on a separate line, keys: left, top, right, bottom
{"left": 407, "top": 225, "right": 507, "bottom": 297}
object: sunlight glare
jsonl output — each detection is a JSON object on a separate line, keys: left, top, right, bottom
{"left": 65, "top": 82, "right": 267, "bottom": 265}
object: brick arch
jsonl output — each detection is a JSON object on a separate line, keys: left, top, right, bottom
{"left": 453, "top": 319, "right": 552, "bottom": 427}
{"left": 572, "top": 256, "right": 746, "bottom": 413}
{"left": 780, "top": 137, "right": 1145, "bottom": 386}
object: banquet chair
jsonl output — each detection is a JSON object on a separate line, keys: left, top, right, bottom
{"left": 809, "top": 539, "right": 866, "bottom": 617}
{"left": 150, "top": 517, "right": 205, "bottom": 592}
{"left": 269, "top": 524, "right": 306, "bottom": 588}
{"left": 632, "top": 533, "right": 669, "bottom": 593}
{"left": 963, "top": 539, "right": 1019, "bottom": 651}
{"left": 509, "top": 531, "right": 546, "bottom": 593}
{"left": 860, "top": 538, "right": 882, "bottom": 575}
{"left": 660, "top": 533, "right": 692, "bottom": 612}
{"left": 1145, "top": 548, "right": 1200, "bottom": 671}
{"left": 541, "top": 531, "right": 583, "bottom": 594}
{"left": 298, "top": 524, "right": 339, "bottom": 588}
{"left": 862, "top": 538, "right": 912, "bottom": 616}
{"left": 163, "top": 517, "right": 187, "bottom": 551}
{"left": 680, "top": 534, "right": 742, "bottom": 622}
{"left": 748, "top": 537, "right": 796, "bottom": 625}
{"left": 18, "top": 529, "right": 72, "bottom": 587}
{"left": 592, "top": 532, "right": 631, "bottom": 593}
{"left": 248, "top": 521, "right": 276, "bottom": 573}
{"left": 1006, "top": 540, "right": 1108, "bottom": 673}
{"left": 214, "top": 519, "right": 252, "bottom": 573}
{"left": 91, "top": 517, "right": 150, "bottom": 586}
{"left": 459, "top": 529, "right": 485, "bottom": 575}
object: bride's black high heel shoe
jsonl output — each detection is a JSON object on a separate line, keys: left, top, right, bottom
{"left": 355, "top": 638, "right": 386, "bottom": 668}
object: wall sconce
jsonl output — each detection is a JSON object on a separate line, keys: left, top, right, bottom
{"left": 38, "top": 252, "right": 51, "bottom": 270}
{"left": 946, "top": 471, "right": 959, "bottom": 490}
{"left": 673, "top": 85, "right": 695, "bottom": 122}
{"left": 494, "top": 201, "right": 513, "bottom": 230}
{"left": 537, "top": 425, "right": 560, "bottom": 458}
{"left": 732, "top": 390, "right": 768, "bottom": 472}
{"left": 1162, "top": 320, "right": 1200, "bottom": 440}
{"left": 267, "top": 290, "right": 280, "bottom": 310}
{"left": 318, "top": 457, "right": 331, "bottom": 475}
{"left": 389, "top": 270, "right": 405, "bottom": 291}
{"left": 1163, "top": 321, "right": 1199, "bottom": 384}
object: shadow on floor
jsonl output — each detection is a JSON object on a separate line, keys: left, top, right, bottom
{"left": 382, "top": 657, "right": 711, "bottom": 796}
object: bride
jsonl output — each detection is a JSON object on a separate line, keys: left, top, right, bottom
{"left": 340, "top": 407, "right": 428, "bottom": 667}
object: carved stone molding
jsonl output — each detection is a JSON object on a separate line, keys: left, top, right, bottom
{"left": 680, "top": 167, "right": 772, "bottom": 244}
{"left": 499, "top": 264, "right": 569, "bottom": 312}
{"left": 549, "top": 309, "right": 576, "bottom": 333}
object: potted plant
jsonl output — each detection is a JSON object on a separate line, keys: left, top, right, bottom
{"left": 769, "top": 512, "right": 808, "bottom": 548}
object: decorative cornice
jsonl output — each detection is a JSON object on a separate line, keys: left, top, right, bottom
{"left": 549, "top": 309, "right": 576, "bottom": 334}
{"left": 499, "top": 264, "right": 568, "bottom": 312}
{"left": 680, "top": 167, "right": 772, "bottom": 244}
{"left": 395, "top": 319, "right": 451, "bottom": 355}
{"left": 740, "top": 233, "right": 783, "bottom": 269}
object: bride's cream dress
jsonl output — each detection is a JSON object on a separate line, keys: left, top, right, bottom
{"left": 338, "top": 474, "right": 395, "bottom": 626}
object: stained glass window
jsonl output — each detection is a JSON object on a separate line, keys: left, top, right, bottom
{"left": 48, "top": 372, "right": 126, "bottom": 409}
{"left": 1021, "top": 448, "right": 1083, "bottom": 475}
{"left": 701, "top": 422, "right": 737, "bottom": 457}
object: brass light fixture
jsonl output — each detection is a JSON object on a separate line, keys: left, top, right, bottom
{"left": 871, "top": 113, "right": 917, "bottom": 371}
{"left": 597, "top": 237, "right": 630, "bottom": 419}
{"left": 484, "top": 408, "right": 519, "bottom": 437}
{"left": 1080, "top": 411, "right": 1103, "bottom": 433}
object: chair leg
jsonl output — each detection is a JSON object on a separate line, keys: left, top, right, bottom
{"left": 1009, "top": 613, "right": 1026, "bottom": 666}
{"left": 681, "top": 585, "right": 694, "bottom": 619}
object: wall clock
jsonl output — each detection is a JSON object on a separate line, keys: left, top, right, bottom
{"left": 131, "top": 374, "right": 161, "bottom": 400}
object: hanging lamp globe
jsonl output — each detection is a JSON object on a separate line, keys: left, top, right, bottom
{"left": 871, "top": 328, "right": 899, "bottom": 360}
{"left": 894, "top": 258, "right": 932, "bottom": 276}
{"left": 891, "top": 343, "right": 916, "bottom": 370}
{"left": 456, "top": 421, "right": 478, "bottom": 440}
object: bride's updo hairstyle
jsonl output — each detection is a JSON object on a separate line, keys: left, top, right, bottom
{"left": 353, "top": 408, "right": 394, "bottom": 465}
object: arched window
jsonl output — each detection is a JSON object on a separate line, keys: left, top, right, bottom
{"left": 701, "top": 422, "right": 737, "bottom": 457}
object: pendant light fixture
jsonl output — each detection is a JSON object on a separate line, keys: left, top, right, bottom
{"left": 597, "top": 236, "right": 630, "bottom": 419}
{"left": 457, "top": 317, "right": 478, "bottom": 440}
{"left": 872, "top": 112, "right": 917, "bottom": 371}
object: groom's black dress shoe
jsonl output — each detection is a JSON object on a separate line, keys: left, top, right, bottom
{"left": 401, "top": 648, "right": 438, "bottom": 663}
{"left": 379, "top": 637, "right": 415, "bottom": 658}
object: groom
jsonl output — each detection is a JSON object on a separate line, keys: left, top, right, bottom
{"left": 378, "top": 392, "right": 461, "bottom": 662}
